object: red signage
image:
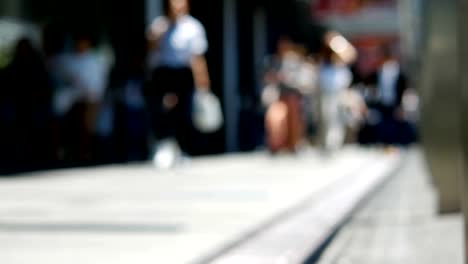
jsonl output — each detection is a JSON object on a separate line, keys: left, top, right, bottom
{"left": 312, "top": 0, "right": 396, "bottom": 17}
{"left": 350, "top": 35, "right": 400, "bottom": 77}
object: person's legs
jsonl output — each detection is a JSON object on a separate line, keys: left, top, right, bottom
{"left": 321, "top": 93, "right": 346, "bottom": 152}
{"left": 265, "top": 100, "right": 289, "bottom": 153}
{"left": 285, "top": 92, "right": 304, "bottom": 151}
{"left": 125, "top": 107, "right": 149, "bottom": 161}
{"left": 173, "top": 68, "right": 197, "bottom": 155}
{"left": 149, "top": 67, "right": 172, "bottom": 141}
{"left": 79, "top": 102, "right": 99, "bottom": 163}
{"left": 378, "top": 106, "right": 398, "bottom": 145}
{"left": 174, "top": 91, "right": 195, "bottom": 155}
{"left": 150, "top": 67, "right": 197, "bottom": 155}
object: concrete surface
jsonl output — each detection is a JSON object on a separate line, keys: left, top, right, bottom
{"left": 0, "top": 147, "right": 398, "bottom": 264}
{"left": 317, "top": 149, "right": 464, "bottom": 264}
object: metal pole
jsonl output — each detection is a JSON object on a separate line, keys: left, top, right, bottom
{"left": 146, "top": 0, "right": 162, "bottom": 26}
{"left": 419, "top": 0, "right": 462, "bottom": 214}
{"left": 458, "top": 0, "right": 468, "bottom": 262}
{"left": 223, "top": 0, "right": 240, "bottom": 152}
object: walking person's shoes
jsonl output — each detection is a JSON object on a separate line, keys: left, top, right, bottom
{"left": 152, "top": 138, "right": 183, "bottom": 169}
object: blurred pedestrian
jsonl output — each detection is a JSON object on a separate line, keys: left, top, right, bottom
{"left": 61, "top": 32, "right": 107, "bottom": 163}
{"left": 0, "top": 38, "right": 54, "bottom": 171}
{"left": 42, "top": 24, "right": 71, "bottom": 164}
{"left": 146, "top": 0, "right": 211, "bottom": 157}
{"left": 317, "top": 43, "right": 353, "bottom": 153}
{"left": 111, "top": 50, "right": 149, "bottom": 162}
{"left": 262, "top": 37, "right": 306, "bottom": 153}
{"left": 370, "top": 45, "right": 409, "bottom": 146}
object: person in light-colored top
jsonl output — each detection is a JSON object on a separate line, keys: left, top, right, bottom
{"left": 318, "top": 45, "right": 353, "bottom": 152}
{"left": 378, "top": 59, "right": 400, "bottom": 107}
{"left": 67, "top": 51, "right": 107, "bottom": 104}
{"left": 62, "top": 33, "right": 107, "bottom": 162}
{"left": 148, "top": 14, "right": 208, "bottom": 69}
{"left": 146, "top": 0, "right": 211, "bottom": 156}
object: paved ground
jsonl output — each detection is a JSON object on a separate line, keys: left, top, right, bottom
{"left": 317, "top": 149, "right": 464, "bottom": 264}
{"left": 209, "top": 149, "right": 398, "bottom": 264}
{"left": 0, "top": 147, "right": 397, "bottom": 264}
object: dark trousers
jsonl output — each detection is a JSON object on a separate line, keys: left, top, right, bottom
{"left": 147, "top": 66, "right": 198, "bottom": 155}
{"left": 360, "top": 104, "right": 416, "bottom": 146}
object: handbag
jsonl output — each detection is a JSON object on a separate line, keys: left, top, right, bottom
{"left": 192, "top": 90, "right": 223, "bottom": 133}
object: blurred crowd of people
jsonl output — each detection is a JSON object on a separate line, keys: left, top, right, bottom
{"left": 0, "top": 2, "right": 418, "bottom": 173}
{"left": 0, "top": 0, "right": 220, "bottom": 173}
{"left": 0, "top": 31, "right": 125, "bottom": 174}
{"left": 261, "top": 33, "right": 418, "bottom": 154}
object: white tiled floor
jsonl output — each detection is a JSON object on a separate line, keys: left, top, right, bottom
{"left": 317, "top": 149, "right": 464, "bottom": 264}
{"left": 0, "top": 147, "right": 397, "bottom": 264}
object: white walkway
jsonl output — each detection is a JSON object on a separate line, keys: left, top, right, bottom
{"left": 317, "top": 149, "right": 464, "bottom": 264}
{"left": 0, "top": 147, "right": 399, "bottom": 264}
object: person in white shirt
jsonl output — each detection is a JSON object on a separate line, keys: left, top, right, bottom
{"left": 63, "top": 33, "right": 107, "bottom": 162}
{"left": 318, "top": 45, "right": 353, "bottom": 153}
{"left": 146, "top": 0, "right": 211, "bottom": 156}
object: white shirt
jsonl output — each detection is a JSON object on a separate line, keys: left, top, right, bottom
{"left": 279, "top": 52, "right": 303, "bottom": 89}
{"left": 318, "top": 63, "right": 352, "bottom": 94}
{"left": 52, "top": 52, "right": 107, "bottom": 115}
{"left": 148, "top": 15, "right": 208, "bottom": 69}
{"left": 378, "top": 60, "right": 400, "bottom": 106}
{"left": 66, "top": 51, "right": 107, "bottom": 103}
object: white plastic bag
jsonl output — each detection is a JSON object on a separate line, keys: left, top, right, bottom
{"left": 192, "top": 90, "right": 223, "bottom": 133}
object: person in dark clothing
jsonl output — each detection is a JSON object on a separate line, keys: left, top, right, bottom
{"left": 0, "top": 38, "right": 54, "bottom": 172}
{"left": 364, "top": 45, "right": 411, "bottom": 146}
{"left": 0, "top": 64, "right": 17, "bottom": 173}
{"left": 110, "top": 50, "right": 149, "bottom": 162}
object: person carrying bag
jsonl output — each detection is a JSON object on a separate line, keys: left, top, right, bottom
{"left": 147, "top": 0, "right": 222, "bottom": 162}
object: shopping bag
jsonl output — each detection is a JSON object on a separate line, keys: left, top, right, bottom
{"left": 192, "top": 90, "right": 223, "bottom": 133}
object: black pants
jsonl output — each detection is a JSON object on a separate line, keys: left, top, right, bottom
{"left": 359, "top": 104, "right": 416, "bottom": 146}
{"left": 147, "top": 66, "right": 197, "bottom": 155}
